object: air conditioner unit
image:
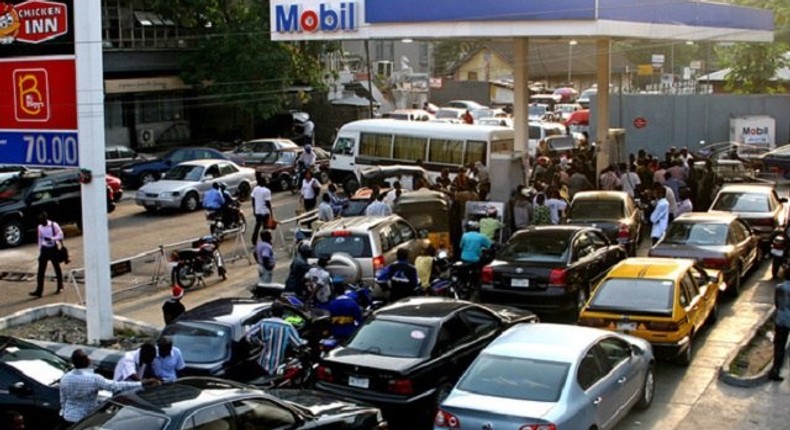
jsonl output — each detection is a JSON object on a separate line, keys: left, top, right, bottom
{"left": 138, "top": 128, "right": 156, "bottom": 148}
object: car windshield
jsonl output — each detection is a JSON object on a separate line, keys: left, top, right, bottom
{"left": 1, "top": 338, "right": 70, "bottom": 386}
{"left": 529, "top": 105, "right": 547, "bottom": 116}
{"left": 262, "top": 151, "right": 298, "bottom": 165}
{"left": 712, "top": 192, "right": 771, "bottom": 213}
{"left": 570, "top": 200, "right": 624, "bottom": 220}
{"left": 71, "top": 402, "right": 168, "bottom": 430}
{"left": 312, "top": 234, "right": 372, "bottom": 258}
{"left": 161, "top": 321, "right": 231, "bottom": 364}
{"left": 163, "top": 165, "right": 204, "bottom": 181}
{"left": 588, "top": 278, "right": 675, "bottom": 315}
{"left": 345, "top": 319, "right": 432, "bottom": 358}
{"left": 0, "top": 176, "right": 26, "bottom": 200}
{"left": 458, "top": 354, "right": 569, "bottom": 402}
{"left": 435, "top": 109, "right": 461, "bottom": 119}
{"left": 499, "top": 231, "right": 570, "bottom": 263}
{"left": 662, "top": 222, "right": 728, "bottom": 245}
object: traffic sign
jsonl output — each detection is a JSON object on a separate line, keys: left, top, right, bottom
{"left": 633, "top": 117, "right": 648, "bottom": 129}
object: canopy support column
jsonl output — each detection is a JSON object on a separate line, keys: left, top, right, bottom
{"left": 513, "top": 37, "right": 530, "bottom": 185}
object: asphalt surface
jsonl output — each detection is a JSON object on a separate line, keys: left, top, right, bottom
{"left": 2, "top": 189, "right": 790, "bottom": 429}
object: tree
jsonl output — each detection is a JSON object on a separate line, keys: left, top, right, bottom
{"left": 152, "top": 0, "right": 333, "bottom": 119}
{"left": 432, "top": 40, "right": 485, "bottom": 77}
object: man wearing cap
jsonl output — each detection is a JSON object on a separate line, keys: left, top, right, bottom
{"left": 162, "top": 286, "right": 186, "bottom": 325}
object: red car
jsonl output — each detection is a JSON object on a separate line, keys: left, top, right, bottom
{"left": 106, "top": 174, "right": 123, "bottom": 213}
{"left": 255, "top": 147, "right": 331, "bottom": 191}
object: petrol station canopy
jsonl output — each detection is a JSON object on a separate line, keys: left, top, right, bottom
{"left": 270, "top": 0, "right": 774, "bottom": 43}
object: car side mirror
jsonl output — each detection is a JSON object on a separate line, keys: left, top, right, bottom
{"left": 10, "top": 381, "right": 32, "bottom": 396}
{"left": 418, "top": 229, "right": 429, "bottom": 239}
{"left": 631, "top": 344, "right": 645, "bottom": 356}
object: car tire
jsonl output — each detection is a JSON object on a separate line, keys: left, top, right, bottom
{"left": 707, "top": 300, "right": 719, "bottom": 325}
{"left": 182, "top": 192, "right": 199, "bottom": 212}
{"left": 139, "top": 171, "right": 157, "bottom": 186}
{"left": 1, "top": 219, "right": 24, "bottom": 248}
{"left": 278, "top": 176, "right": 290, "bottom": 192}
{"left": 635, "top": 365, "right": 655, "bottom": 410}
{"left": 772, "top": 257, "right": 782, "bottom": 280}
{"left": 728, "top": 265, "right": 742, "bottom": 298}
{"left": 343, "top": 175, "right": 359, "bottom": 195}
{"left": 319, "top": 171, "right": 330, "bottom": 184}
{"left": 237, "top": 182, "right": 251, "bottom": 201}
{"left": 676, "top": 334, "right": 693, "bottom": 366}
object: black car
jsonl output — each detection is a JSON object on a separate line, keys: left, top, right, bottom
{"left": 480, "top": 226, "right": 626, "bottom": 315}
{"left": 0, "top": 336, "right": 72, "bottom": 430}
{"left": 314, "top": 297, "right": 537, "bottom": 426}
{"left": 119, "top": 147, "right": 242, "bottom": 189}
{"left": 70, "top": 377, "right": 388, "bottom": 430}
{"left": 160, "top": 298, "right": 329, "bottom": 382}
{"left": 105, "top": 145, "right": 145, "bottom": 177}
{"left": 0, "top": 169, "right": 108, "bottom": 247}
{"left": 566, "top": 191, "right": 642, "bottom": 256}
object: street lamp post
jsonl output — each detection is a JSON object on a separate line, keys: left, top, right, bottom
{"left": 567, "top": 40, "right": 578, "bottom": 87}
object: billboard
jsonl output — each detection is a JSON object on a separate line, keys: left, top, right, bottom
{"left": 0, "top": 0, "right": 78, "bottom": 168}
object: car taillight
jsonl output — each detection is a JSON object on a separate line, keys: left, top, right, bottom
{"left": 701, "top": 257, "right": 729, "bottom": 270}
{"left": 331, "top": 230, "right": 352, "bottom": 237}
{"left": 519, "top": 424, "right": 557, "bottom": 430}
{"left": 316, "top": 365, "right": 333, "bottom": 382}
{"left": 646, "top": 320, "right": 681, "bottom": 331}
{"left": 434, "top": 409, "right": 460, "bottom": 429}
{"left": 481, "top": 265, "right": 493, "bottom": 284}
{"left": 387, "top": 378, "right": 414, "bottom": 395}
{"left": 618, "top": 223, "right": 630, "bottom": 239}
{"left": 373, "top": 255, "right": 386, "bottom": 271}
{"left": 548, "top": 268, "right": 567, "bottom": 286}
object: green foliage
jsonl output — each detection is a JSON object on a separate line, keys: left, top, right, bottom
{"left": 432, "top": 40, "right": 485, "bottom": 77}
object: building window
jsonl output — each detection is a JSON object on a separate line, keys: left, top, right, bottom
{"left": 419, "top": 43, "right": 429, "bottom": 67}
{"left": 136, "top": 93, "right": 185, "bottom": 124}
{"left": 467, "top": 71, "right": 478, "bottom": 81}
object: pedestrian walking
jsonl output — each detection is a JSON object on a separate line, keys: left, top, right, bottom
{"left": 770, "top": 269, "right": 790, "bottom": 381}
{"left": 255, "top": 230, "right": 276, "bottom": 284}
{"left": 300, "top": 169, "right": 321, "bottom": 211}
{"left": 30, "top": 211, "right": 64, "bottom": 298}
{"left": 250, "top": 176, "right": 273, "bottom": 247}
{"left": 650, "top": 183, "right": 670, "bottom": 245}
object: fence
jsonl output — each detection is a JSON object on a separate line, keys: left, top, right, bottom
{"left": 66, "top": 224, "right": 253, "bottom": 305}
{"left": 272, "top": 209, "right": 319, "bottom": 256}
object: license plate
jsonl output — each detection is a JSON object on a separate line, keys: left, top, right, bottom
{"left": 511, "top": 278, "right": 530, "bottom": 287}
{"left": 348, "top": 376, "right": 369, "bottom": 389}
{"left": 617, "top": 322, "right": 637, "bottom": 331}
{"left": 771, "top": 249, "right": 784, "bottom": 257}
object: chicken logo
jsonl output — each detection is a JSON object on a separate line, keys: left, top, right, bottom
{"left": 0, "top": 2, "right": 20, "bottom": 44}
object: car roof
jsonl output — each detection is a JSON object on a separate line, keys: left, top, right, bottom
{"left": 484, "top": 323, "right": 609, "bottom": 364}
{"left": 177, "top": 159, "right": 234, "bottom": 167}
{"left": 674, "top": 212, "right": 738, "bottom": 223}
{"left": 245, "top": 138, "right": 297, "bottom": 145}
{"left": 177, "top": 298, "right": 273, "bottom": 325}
{"left": 606, "top": 257, "right": 694, "bottom": 280}
{"left": 718, "top": 183, "right": 775, "bottom": 193}
{"left": 315, "top": 215, "right": 403, "bottom": 232}
{"left": 375, "top": 297, "right": 472, "bottom": 323}
{"left": 107, "top": 377, "right": 267, "bottom": 416}
{"left": 515, "top": 225, "right": 590, "bottom": 235}
{"left": 571, "top": 191, "right": 629, "bottom": 201}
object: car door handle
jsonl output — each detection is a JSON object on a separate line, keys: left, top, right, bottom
{"left": 617, "top": 376, "right": 627, "bottom": 384}
{"left": 593, "top": 397, "right": 603, "bottom": 406}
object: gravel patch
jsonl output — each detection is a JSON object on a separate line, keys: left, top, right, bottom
{"left": 1, "top": 316, "right": 155, "bottom": 350}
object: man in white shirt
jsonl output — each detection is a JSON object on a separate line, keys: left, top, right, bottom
{"left": 620, "top": 163, "right": 641, "bottom": 198}
{"left": 250, "top": 176, "right": 273, "bottom": 247}
{"left": 650, "top": 183, "right": 670, "bottom": 245}
{"left": 113, "top": 342, "right": 157, "bottom": 381}
{"left": 385, "top": 181, "right": 402, "bottom": 207}
{"left": 365, "top": 193, "right": 392, "bottom": 216}
{"left": 545, "top": 189, "right": 568, "bottom": 225}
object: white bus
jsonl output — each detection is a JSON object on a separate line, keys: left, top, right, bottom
{"left": 329, "top": 119, "right": 515, "bottom": 193}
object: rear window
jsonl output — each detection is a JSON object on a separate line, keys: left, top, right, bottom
{"left": 570, "top": 200, "right": 624, "bottom": 220}
{"left": 499, "top": 231, "right": 571, "bottom": 263}
{"left": 589, "top": 278, "right": 675, "bottom": 315}
{"left": 663, "top": 222, "right": 728, "bottom": 246}
{"left": 312, "top": 233, "right": 372, "bottom": 258}
{"left": 712, "top": 192, "right": 770, "bottom": 213}
{"left": 458, "top": 354, "right": 569, "bottom": 402}
{"left": 161, "top": 321, "right": 231, "bottom": 364}
{"left": 345, "top": 319, "right": 433, "bottom": 358}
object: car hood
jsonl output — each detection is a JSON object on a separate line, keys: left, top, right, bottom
{"left": 326, "top": 348, "right": 423, "bottom": 373}
{"left": 443, "top": 389, "right": 557, "bottom": 420}
{"left": 121, "top": 157, "right": 164, "bottom": 170}
{"left": 138, "top": 180, "right": 194, "bottom": 194}
{"left": 269, "top": 389, "right": 373, "bottom": 416}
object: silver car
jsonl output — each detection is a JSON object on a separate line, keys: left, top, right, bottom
{"left": 135, "top": 159, "right": 255, "bottom": 212}
{"left": 436, "top": 324, "right": 654, "bottom": 430}
{"left": 223, "top": 138, "right": 298, "bottom": 166}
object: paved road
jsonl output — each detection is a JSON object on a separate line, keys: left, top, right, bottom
{"left": 1, "top": 192, "right": 788, "bottom": 429}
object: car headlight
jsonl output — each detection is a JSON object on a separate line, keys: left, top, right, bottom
{"left": 160, "top": 191, "right": 180, "bottom": 198}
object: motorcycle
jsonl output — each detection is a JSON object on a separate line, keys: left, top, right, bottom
{"left": 290, "top": 162, "right": 325, "bottom": 195}
{"left": 170, "top": 235, "right": 227, "bottom": 289}
{"left": 248, "top": 345, "right": 317, "bottom": 389}
{"left": 771, "top": 229, "right": 789, "bottom": 279}
{"left": 206, "top": 198, "right": 246, "bottom": 239}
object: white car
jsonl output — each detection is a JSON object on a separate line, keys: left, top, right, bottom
{"left": 444, "top": 100, "right": 489, "bottom": 110}
{"left": 135, "top": 159, "right": 255, "bottom": 212}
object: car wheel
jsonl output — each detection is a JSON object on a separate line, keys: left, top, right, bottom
{"left": 1, "top": 219, "right": 24, "bottom": 248}
{"left": 139, "top": 171, "right": 157, "bottom": 186}
{"left": 182, "top": 192, "right": 199, "bottom": 212}
{"left": 343, "top": 175, "right": 359, "bottom": 195}
{"left": 319, "top": 171, "right": 330, "bottom": 184}
{"left": 635, "top": 365, "right": 655, "bottom": 410}
{"left": 676, "top": 334, "right": 693, "bottom": 366}
{"left": 707, "top": 300, "right": 719, "bottom": 325}
{"left": 237, "top": 182, "right": 251, "bottom": 201}
{"left": 728, "top": 265, "right": 742, "bottom": 297}
{"left": 772, "top": 257, "right": 782, "bottom": 280}
{"left": 278, "top": 176, "right": 290, "bottom": 192}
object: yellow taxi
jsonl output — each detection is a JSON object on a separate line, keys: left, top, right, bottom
{"left": 578, "top": 257, "right": 724, "bottom": 365}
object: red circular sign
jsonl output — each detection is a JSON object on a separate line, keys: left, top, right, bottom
{"left": 633, "top": 117, "right": 647, "bottom": 129}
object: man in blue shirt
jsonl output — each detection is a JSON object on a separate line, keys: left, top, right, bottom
{"left": 460, "top": 221, "right": 492, "bottom": 264}
{"left": 203, "top": 182, "right": 225, "bottom": 212}
{"left": 245, "top": 302, "right": 307, "bottom": 375}
{"left": 377, "top": 248, "right": 419, "bottom": 303}
{"left": 152, "top": 337, "right": 185, "bottom": 382}
{"left": 327, "top": 283, "right": 363, "bottom": 340}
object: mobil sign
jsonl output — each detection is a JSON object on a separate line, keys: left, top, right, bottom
{"left": 0, "top": 0, "right": 68, "bottom": 44}
{"left": 274, "top": 0, "right": 358, "bottom": 33}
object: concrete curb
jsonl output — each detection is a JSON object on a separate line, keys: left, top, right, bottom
{"left": 0, "top": 302, "right": 160, "bottom": 339}
{"left": 718, "top": 306, "right": 776, "bottom": 387}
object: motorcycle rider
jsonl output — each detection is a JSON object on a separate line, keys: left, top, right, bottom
{"left": 203, "top": 182, "right": 225, "bottom": 216}
{"left": 376, "top": 248, "right": 419, "bottom": 303}
{"left": 218, "top": 182, "right": 241, "bottom": 229}
{"left": 285, "top": 243, "right": 312, "bottom": 298}
{"left": 459, "top": 220, "right": 492, "bottom": 287}
{"left": 327, "top": 282, "right": 363, "bottom": 341}
{"left": 245, "top": 301, "right": 307, "bottom": 376}
{"left": 296, "top": 144, "right": 317, "bottom": 183}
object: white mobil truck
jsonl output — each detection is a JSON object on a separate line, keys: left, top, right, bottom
{"left": 730, "top": 115, "right": 775, "bottom": 159}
